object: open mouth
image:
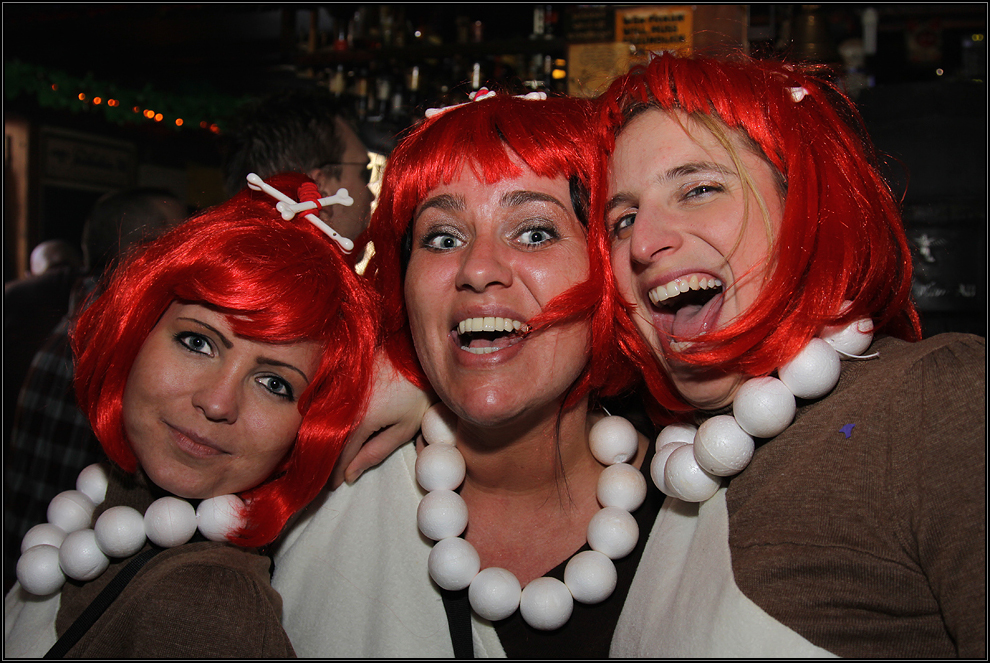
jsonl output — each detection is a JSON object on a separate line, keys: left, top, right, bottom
{"left": 455, "top": 316, "right": 530, "bottom": 355}
{"left": 647, "top": 275, "right": 724, "bottom": 339}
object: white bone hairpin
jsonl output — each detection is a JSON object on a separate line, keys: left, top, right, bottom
{"left": 788, "top": 86, "right": 809, "bottom": 102}
{"left": 424, "top": 88, "right": 548, "bottom": 119}
{"left": 245, "top": 173, "right": 355, "bottom": 253}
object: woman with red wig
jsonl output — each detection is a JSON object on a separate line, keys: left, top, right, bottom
{"left": 271, "top": 91, "right": 662, "bottom": 658}
{"left": 4, "top": 173, "right": 378, "bottom": 657}
{"left": 598, "top": 53, "right": 985, "bottom": 657}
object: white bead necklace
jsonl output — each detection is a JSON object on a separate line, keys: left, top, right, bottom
{"left": 652, "top": 316, "right": 876, "bottom": 503}
{"left": 416, "top": 404, "right": 647, "bottom": 631}
{"left": 16, "top": 463, "right": 244, "bottom": 596}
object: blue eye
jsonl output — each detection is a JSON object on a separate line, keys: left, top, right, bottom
{"left": 684, "top": 183, "right": 725, "bottom": 199}
{"left": 423, "top": 233, "right": 464, "bottom": 251}
{"left": 258, "top": 375, "right": 294, "bottom": 401}
{"left": 612, "top": 212, "right": 636, "bottom": 240}
{"left": 176, "top": 332, "right": 214, "bottom": 356}
{"left": 517, "top": 225, "right": 558, "bottom": 247}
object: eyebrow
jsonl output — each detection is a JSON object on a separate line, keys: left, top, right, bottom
{"left": 606, "top": 161, "right": 736, "bottom": 213}
{"left": 256, "top": 357, "right": 311, "bottom": 384}
{"left": 178, "top": 317, "right": 311, "bottom": 383}
{"left": 415, "top": 193, "right": 464, "bottom": 221}
{"left": 500, "top": 190, "right": 567, "bottom": 211}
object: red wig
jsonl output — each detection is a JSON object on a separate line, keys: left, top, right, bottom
{"left": 595, "top": 52, "right": 921, "bottom": 416}
{"left": 366, "top": 92, "right": 637, "bottom": 407}
{"left": 71, "top": 172, "right": 379, "bottom": 547}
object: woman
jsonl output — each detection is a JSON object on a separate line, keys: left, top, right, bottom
{"left": 271, "top": 92, "right": 661, "bottom": 658}
{"left": 4, "top": 173, "right": 378, "bottom": 657}
{"left": 597, "top": 53, "right": 985, "bottom": 657}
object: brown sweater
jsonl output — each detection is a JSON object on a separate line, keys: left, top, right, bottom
{"left": 55, "top": 468, "right": 295, "bottom": 658}
{"left": 726, "top": 333, "right": 986, "bottom": 658}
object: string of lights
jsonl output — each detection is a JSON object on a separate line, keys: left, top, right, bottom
{"left": 5, "top": 60, "right": 249, "bottom": 134}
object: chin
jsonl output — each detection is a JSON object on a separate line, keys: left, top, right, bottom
{"left": 668, "top": 363, "right": 744, "bottom": 412}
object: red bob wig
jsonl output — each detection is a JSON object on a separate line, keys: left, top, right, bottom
{"left": 366, "top": 92, "right": 636, "bottom": 406}
{"left": 595, "top": 52, "right": 922, "bottom": 416}
{"left": 71, "top": 172, "right": 379, "bottom": 547}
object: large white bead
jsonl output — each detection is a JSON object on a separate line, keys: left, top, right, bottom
{"left": 196, "top": 494, "right": 245, "bottom": 542}
{"left": 778, "top": 338, "right": 841, "bottom": 399}
{"left": 47, "top": 490, "right": 96, "bottom": 534}
{"left": 17, "top": 544, "right": 66, "bottom": 595}
{"left": 564, "top": 550, "right": 617, "bottom": 604}
{"left": 75, "top": 463, "right": 109, "bottom": 506}
{"left": 519, "top": 577, "right": 573, "bottom": 631}
{"left": 417, "top": 489, "right": 469, "bottom": 541}
{"left": 59, "top": 529, "right": 110, "bottom": 581}
{"left": 651, "top": 442, "right": 688, "bottom": 496}
{"left": 94, "top": 506, "right": 147, "bottom": 557}
{"left": 821, "top": 317, "right": 874, "bottom": 356}
{"left": 694, "top": 415, "right": 755, "bottom": 476}
{"left": 733, "top": 377, "right": 795, "bottom": 438}
{"left": 415, "top": 443, "right": 466, "bottom": 492}
{"left": 21, "top": 523, "right": 66, "bottom": 553}
{"left": 421, "top": 403, "right": 458, "bottom": 446}
{"left": 586, "top": 506, "right": 638, "bottom": 559}
{"left": 588, "top": 416, "right": 639, "bottom": 465}
{"left": 144, "top": 497, "right": 197, "bottom": 547}
{"left": 597, "top": 463, "right": 647, "bottom": 511}
{"left": 663, "top": 444, "right": 721, "bottom": 502}
{"left": 655, "top": 423, "right": 697, "bottom": 448}
{"left": 468, "top": 567, "right": 521, "bottom": 621}
{"left": 428, "top": 537, "right": 480, "bottom": 591}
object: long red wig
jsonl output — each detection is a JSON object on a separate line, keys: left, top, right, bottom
{"left": 366, "top": 92, "right": 637, "bottom": 407}
{"left": 71, "top": 172, "right": 379, "bottom": 547}
{"left": 595, "top": 52, "right": 921, "bottom": 417}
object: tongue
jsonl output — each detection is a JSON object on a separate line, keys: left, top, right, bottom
{"left": 669, "top": 298, "right": 719, "bottom": 338}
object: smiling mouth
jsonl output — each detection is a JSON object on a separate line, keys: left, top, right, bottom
{"left": 169, "top": 423, "right": 225, "bottom": 457}
{"left": 456, "top": 316, "right": 530, "bottom": 355}
{"left": 647, "top": 275, "right": 724, "bottom": 339}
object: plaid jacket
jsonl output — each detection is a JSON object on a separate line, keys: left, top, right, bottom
{"left": 4, "top": 316, "right": 104, "bottom": 591}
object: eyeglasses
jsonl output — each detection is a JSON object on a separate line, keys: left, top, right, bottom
{"left": 319, "top": 161, "right": 377, "bottom": 185}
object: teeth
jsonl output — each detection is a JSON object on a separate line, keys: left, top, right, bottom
{"left": 464, "top": 346, "right": 499, "bottom": 355}
{"left": 457, "top": 316, "right": 529, "bottom": 354}
{"left": 648, "top": 276, "right": 723, "bottom": 306}
{"left": 457, "top": 317, "right": 527, "bottom": 335}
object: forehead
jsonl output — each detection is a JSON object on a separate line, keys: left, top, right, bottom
{"left": 610, "top": 109, "right": 769, "bottom": 186}
{"left": 419, "top": 163, "right": 573, "bottom": 213}
{"left": 615, "top": 110, "right": 720, "bottom": 158}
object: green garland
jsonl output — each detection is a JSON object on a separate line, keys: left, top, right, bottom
{"left": 5, "top": 60, "right": 250, "bottom": 133}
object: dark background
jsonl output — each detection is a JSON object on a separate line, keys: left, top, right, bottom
{"left": 4, "top": 3, "right": 987, "bottom": 337}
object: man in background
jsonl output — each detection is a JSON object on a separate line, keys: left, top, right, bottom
{"left": 4, "top": 241, "right": 84, "bottom": 445}
{"left": 220, "top": 88, "right": 376, "bottom": 244}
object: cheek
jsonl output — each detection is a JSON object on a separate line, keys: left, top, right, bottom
{"left": 244, "top": 407, "right": 302, "bottom": 461}
{"left": 526, "top": 249, "right": 589, "bottom": 302}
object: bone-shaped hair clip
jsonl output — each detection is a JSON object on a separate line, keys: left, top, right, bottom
{"left": 424, "top": 88, "right": 547, "bottom": 119}
{"left": 246, "top": 173, "right": 354, "bottom": 253}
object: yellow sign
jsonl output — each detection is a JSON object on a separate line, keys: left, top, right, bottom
{"left": 567, "top": 42, "right": 635, "bottom": 98}
{"left": 615, "top": 5, "right": 693, "bottom": 54}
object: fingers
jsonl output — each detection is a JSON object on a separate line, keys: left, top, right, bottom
{"left": 344, "top": 425, "right": 417, "bottom": 484}
{"left": 329, "top": 432, "right": 364, "bottom": 490}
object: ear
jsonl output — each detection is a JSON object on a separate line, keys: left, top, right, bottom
{"left": 307, "top": 168, "right": 339, "bottom": 218}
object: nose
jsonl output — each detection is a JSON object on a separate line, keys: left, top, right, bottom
{"left": 629, "top": 209, "right": 683, "bottom": 265}
{"left": 455, "top": 235, "right": 513, "bottom": 293}
{"left": 191, "top": 370, "right": 240, "bottom": 424}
